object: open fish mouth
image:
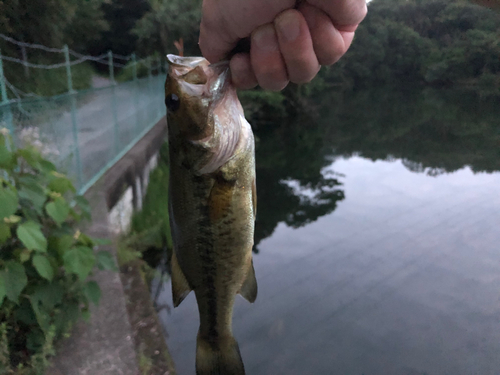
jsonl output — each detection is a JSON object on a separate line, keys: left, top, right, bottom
{"left": 167, "top": 54, "right": 207, "bottom": 68}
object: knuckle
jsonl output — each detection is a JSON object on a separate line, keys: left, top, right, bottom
{"left": 291, "top": 64, "right": 320, "bottom": 84}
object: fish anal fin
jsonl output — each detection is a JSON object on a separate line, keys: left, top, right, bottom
{"left": 171, "top": 251, "right": 192, "bottom": 307}
{"left": 239, "top": 260, "right": 257, "bottom": 303}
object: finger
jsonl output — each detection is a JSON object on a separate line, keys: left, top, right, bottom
{"left": 307, "top": 0, "right": 367, "bottom": 29}
{"left": 199, "top": 0, "right": 237, "bottom": 63}
{"left": 230, "top": 53, "right": 258, "bottom": 90}
{"left": 299, "top": 3, "right": 349, "bottom": 65}
{"left": 199, "top": 0, "right": 296, "bottom": 63}
{"left": 274, "top": 9, "right": 320, "bottom": 84}
{"left": 251, "top": 23, "right": 289, "bottom": 91}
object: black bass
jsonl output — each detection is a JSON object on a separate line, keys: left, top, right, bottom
{"left": 165, "top": 54, "right": 257, "bottom": 375}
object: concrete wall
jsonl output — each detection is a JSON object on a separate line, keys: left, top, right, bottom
{"left": 106, "top": 124, "right": 165, "bottom": 234}
{"left": 108, "top": 152, "right": 159, "bottom": 234}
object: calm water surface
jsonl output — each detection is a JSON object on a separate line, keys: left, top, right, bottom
{"left": 156, "top": 88, "right": 500, "bottom": 375}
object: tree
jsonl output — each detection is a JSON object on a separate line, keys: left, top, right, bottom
{"left": 133, "top": 0, "right": 202, "bottom": 57}
{"left": 91, "top": 0, "right": 150, "bottom": 57}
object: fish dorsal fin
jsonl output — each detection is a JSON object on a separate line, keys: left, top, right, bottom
{"left": 171, "top": 251, "right": 192, "bottom": 307}
{"left": 239, "top": 260, "right": 257, "bottom": 303}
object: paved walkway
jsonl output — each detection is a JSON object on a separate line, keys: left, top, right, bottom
{"left": 49, "top": 118, "right": 171, "bottom": 375}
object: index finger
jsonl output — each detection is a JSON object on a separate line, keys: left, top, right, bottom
{"left": 199, "top": 0, "right": 238, "bottom": 63}
{"left": 199, "top": 0, "right": 296, "bottom": 63}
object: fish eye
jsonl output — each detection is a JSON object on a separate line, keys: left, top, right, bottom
{"left": 165, "top": 93, "right": 180, "bottom": 112}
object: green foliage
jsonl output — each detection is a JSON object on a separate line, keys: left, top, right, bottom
{"left": 94, "top": 0, "right": 151, "bottom": 57}
{"left": 327, "top": 0, "right": 500, "bottom": 88}
{"left": 133, "top": 0, "right": 202, "bottom": 56}
{"left": 0, "top": 130, "right": 116, "bottom": 372}
{"left": 1, "top": 61, "right": 96, "bottom": 98}
{"left": 115, "top": 58, "right": 155, "bottom": 83}
{"left": 0, "top": 0, "right": 108, "bottom": 96}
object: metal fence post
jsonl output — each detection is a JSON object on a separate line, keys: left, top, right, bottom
{"left": 64, "top": 45, "right": 83, "bottom": 189}
{"left": 156, "top": 56, "right": 162, "bottom": 118}
{"left": 109, "top": 51, "right": 119, "bottom": 156}
{"left": 132, "top": 53, "right": 140, "bottom": 136}
{"left": 148, "top": 57, "right": 153, "bottom": 124}
{"left": 0, "top": 49, "right": 15, "bottom": 145}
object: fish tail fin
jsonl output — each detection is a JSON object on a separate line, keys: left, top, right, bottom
{"left": 196, "top": 333, "right": 245, "bottom": 375}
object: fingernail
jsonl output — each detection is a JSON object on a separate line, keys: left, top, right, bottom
{"left": 276, "top": 11, "right": 300, "bottom": 42}
{"left": 252, "top": 24, "right": 278, "bottom": 52}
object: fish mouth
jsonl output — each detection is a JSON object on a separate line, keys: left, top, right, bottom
{"left": 167, "top": 54, "right": 207, "bottom": 68}
{"left": 167, "top": 54, "right": 231, "bottom": 101}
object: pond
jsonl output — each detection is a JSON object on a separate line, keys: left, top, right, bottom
{"left": 155, "top": 87, "right": 500, "bottom": 375}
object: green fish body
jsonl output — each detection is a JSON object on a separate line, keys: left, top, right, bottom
{"left": 165, "top": 55, "right": 257, "bottom": 375}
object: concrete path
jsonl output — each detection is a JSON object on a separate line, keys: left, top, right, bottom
{"left": 48, "top": 118, "right": 171, "bottom": 375}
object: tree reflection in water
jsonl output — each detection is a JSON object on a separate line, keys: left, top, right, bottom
{"left": 251, "top": 86, "right": 500, "bottom": 250}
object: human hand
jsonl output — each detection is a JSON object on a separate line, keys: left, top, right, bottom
{"left": 199, "top": 0, "right": 367, "bottom": 91}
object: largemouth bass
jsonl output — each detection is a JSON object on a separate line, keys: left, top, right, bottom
{"left": 165, "top": 54, "right": 257, "bottom": 375}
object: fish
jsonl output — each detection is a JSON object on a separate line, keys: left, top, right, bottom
{"left": 165, "top": 54, "right": 257, "bottom": 375}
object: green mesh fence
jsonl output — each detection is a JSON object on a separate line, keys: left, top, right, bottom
{"left": 0, "top": 74, "right": 166, "bottom": 193}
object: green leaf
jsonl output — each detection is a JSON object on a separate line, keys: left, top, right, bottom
{"left": 29, "top": 297, "right": 50, "bottom": 333}
{"left": 0, "top": 144, "right": 12, "bottom": 168}
{"left": 39, "top": 159, "right": 56, "bottom": 173}
{"left": 18, "top": 147, "right": 41, "bottom": 170}
{"left": 32, "top": 283, "right": 63, "bottom": 310}
{"left": 17, "top": 221, "right": 47, "bottom": 252}
{"left": 18, "top": 181, "right": 47, "bottom": 214}
{"left": 48, "top": 176, "right": 75, "bottom": 194}
{"left": 19, "top": 249, "right": 31, "bottom": 263}
{"left": 14, "top": 298, "right": 37, "bottom": 325}
{"left": 50, "top": 234, "right": 74, "bottom": 259}
{"left": 0, "top": 276, "right": 5, "bottom": 306}
{"left": 74, "top": 195, "right": 91, "bottom": 220}
{"left": 0, "top": 261, "right": 28, "bottom": 303}
{"left": 84, "top": 281, "right": 101, "bottom": 305}
{"left": 45, "top": 197, "right": 70, "bottom": 226}
{"left": 0, "top": 185, "right": 18, "bottom": 219}
{"left": 32, "top": 255, "right": 54, "bottom": 281}
{"left": 96, "top": 251, "right": 118, "bottom": 271}
{"left": 76, "top": 233, "right": 96, "bottom": 247}
{"left": 63, "top": 246, "right": 96, "bottom": 281}
{"left": 0, "top": 221, "right": 11, "bottom": 244}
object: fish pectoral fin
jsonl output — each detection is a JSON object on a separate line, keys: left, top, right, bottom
{"left": 239, "top": 260, "right": 257, "bottom": 303}
{"left": 171, "top": 251, "right": 192, "bottom": 307}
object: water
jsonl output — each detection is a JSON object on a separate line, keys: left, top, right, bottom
{"left": 156, "top": 87, "right": 500, "bottom": 375}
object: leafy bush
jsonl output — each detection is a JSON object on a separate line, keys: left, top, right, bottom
{"left": 0, "top": 129, "right": 116, "bottom": 373}
{"left": 115, "top": 60, "right": 152, "bottom": 83}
